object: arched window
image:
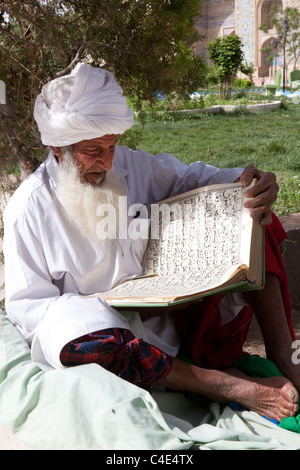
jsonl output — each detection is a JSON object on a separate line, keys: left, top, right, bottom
{"left": 261, "top": 0, "right": 283, "bottom": 29}
{"left": 260, "top": 37, "right": 277, "bottom": 77}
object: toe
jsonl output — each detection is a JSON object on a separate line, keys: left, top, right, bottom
{"left": 280, "top": 382, "right": 299, "bottom": 403}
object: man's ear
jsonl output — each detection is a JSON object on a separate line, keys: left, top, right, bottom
{"left": 50, "top": 146, "right": 63, "bottom": 162}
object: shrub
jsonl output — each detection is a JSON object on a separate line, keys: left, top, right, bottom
{"left": 232, "top": 78, "right": 253, "bottom": 88}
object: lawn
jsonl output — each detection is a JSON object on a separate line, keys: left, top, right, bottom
{"left": 136, "top": 102, "right": 300, "bottom": 216}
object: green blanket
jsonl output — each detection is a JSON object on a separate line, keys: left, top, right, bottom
{"left": 1, "top": 311, "right": 300, "bottom": 450}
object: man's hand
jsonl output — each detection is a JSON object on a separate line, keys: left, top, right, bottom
{"left": 239, "top": 165, "right": 279, "bottom": 226}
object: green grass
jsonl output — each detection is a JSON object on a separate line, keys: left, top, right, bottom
{"left": 137, "top": 103, "right": 300, "bottom": 217}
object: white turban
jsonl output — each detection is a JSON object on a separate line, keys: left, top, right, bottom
{"left": 34, "top": 63, "right": 134, "bottom": 147}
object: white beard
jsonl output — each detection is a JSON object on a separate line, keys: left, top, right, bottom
{"left": 56, "top": 149, "right": 128, "bottom": 251}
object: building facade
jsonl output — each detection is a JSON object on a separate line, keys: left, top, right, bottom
{"left": 194, "top": 0, "right": 300, "bottom": 83}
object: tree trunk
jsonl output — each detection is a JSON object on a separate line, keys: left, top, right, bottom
{"left": 219, "top": 79, "right": 232, "bottom": 100}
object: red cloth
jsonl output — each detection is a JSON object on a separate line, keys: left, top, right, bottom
{"left": 172, "top": 212, "right": 294, "bottom": 370}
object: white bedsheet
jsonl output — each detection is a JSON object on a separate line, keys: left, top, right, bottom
{"left": 1, "top": 311, "right": 300, "bottom": 450}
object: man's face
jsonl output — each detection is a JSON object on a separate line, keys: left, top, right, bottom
{"left": 53, "top": 134, "right": 119, "bottom": 186}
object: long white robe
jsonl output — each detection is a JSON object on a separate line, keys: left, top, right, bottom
{"left": 3, "top": 146, "right": 244, "bottom": 371}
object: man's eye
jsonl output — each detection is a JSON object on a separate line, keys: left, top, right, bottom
{"left": 84, "top": 148, "right": 99, "bottom": 155}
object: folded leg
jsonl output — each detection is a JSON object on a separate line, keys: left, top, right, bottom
{"left": 60, "top": 327, "right": 172, "bottom": 386}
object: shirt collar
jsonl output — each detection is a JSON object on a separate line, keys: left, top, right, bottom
{"left": 45, "top": 151, "right": 59, "bottom": 189}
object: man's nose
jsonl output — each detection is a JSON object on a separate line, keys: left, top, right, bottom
{"left": 101, "top": 157, "right": 113, "bottom": 171}
{"left": 93, "top": 149, "right": 114, "bottom": 171}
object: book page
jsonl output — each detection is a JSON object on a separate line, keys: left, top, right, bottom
{"left": 97, "top": 183, "right": 253, "bottom": 302}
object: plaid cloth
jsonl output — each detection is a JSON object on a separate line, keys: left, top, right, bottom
{"left": 60, "top": 328, "right": 172, "bottom": 386}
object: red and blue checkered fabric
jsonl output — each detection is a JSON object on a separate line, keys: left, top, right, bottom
{"left": 60, "top": 328, "right": 172, "bottom": 386}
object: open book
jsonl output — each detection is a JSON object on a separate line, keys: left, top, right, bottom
{"left": 88, "top": 181, "right": 264, "bottom": 307}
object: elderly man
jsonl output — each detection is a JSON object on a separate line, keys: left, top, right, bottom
{"left": 3, "top": 63, "right": 299, "bottom": 423}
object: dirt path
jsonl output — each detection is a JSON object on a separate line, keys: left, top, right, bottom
{"left": 244, "top": 309, "right": 300, "bottom": 358}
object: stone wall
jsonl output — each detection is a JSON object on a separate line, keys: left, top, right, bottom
{"left": 280, "top": 213, "right": 300, "bottom": 311}
{"left": 194, "top": 0, "right": 235, "bottom": 58}
{"left": 194, "top": 0, "right": 300, "bottom": 81}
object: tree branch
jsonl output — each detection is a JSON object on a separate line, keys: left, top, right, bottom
{"left": 0, "top": 46, "right": 45, "bottom": 85}
{"left": 48, "top": 43, "right": 86, "bottom": 81}
{"left": 0, "top": 25, "right": 32, "bottom": 46}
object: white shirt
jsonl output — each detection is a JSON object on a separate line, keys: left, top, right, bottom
{"left": 3, "top": 146, "right": 243, "bottom": 371}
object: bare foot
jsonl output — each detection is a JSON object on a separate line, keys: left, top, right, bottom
{"left": 158, "top": 359, "right": 299, "bottom": 422}
{"left": 226, "top": 370, "right": 299, "bottom": 422}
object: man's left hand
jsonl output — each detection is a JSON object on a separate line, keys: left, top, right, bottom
{"left": 239, "top": 165, "right": 279, "bottom": 226}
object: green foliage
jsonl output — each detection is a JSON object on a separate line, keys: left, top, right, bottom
{"left": 66, "top": 0, "right": 206, "bottom": 99}
{"left": 232, "top": 78, "right": 253, "bottom": 88}
{"left": 240, "top": 61, "right": 255, "bottom": 82}
{"left": 139, "top": 103, "right": 300, "bottom": 216}
{"left": 206, "top": 35, "right": 244, "bottom": 99}
{"left": 259, "top": 6, "right": 300, "bottom": 70}
{"left": 205, "top": 66, "right": 219, "bottom": 86}
{"left": 272, "top": 176, "right": 300, "bottom": 216}
{"left": 0, "top": 0, "right": 206, "bottom": 179}
{"left": 207, "top": 36, "right": 244, "bottom": 79}
{"left": 125, "top": 89, "right": 283, "bottom": 125}
{"left": 118, "top": 125, "right": 144, "bottom": 150}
